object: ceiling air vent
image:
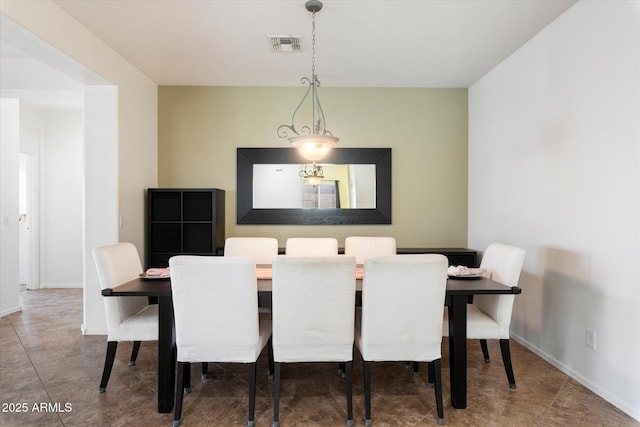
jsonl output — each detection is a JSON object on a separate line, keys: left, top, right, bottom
{"left": 268, "top": 35, "right": 302, "bottom": 53}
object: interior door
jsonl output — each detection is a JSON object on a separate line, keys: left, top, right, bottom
{"left": 19, "top": 124, "right": 41, "bottom": 290}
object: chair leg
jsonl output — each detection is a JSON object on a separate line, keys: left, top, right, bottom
{"left": 183, "top": 362, "right": 191, "bottom": 394}
{"left": 432, "top": 358, "right": 444, "bottom": 425}
{"left": 99, "top": 341, "right": 118, "bottom": 392}
{"left": 345, "top": 361, "right": 354, "bottom": 426}
{"left": 273, "top": 362, "right": 281, "bottom": 427}
{"left": 248, "top": 362, "right": 257, "bottom": 427}
{"left": 427, "top": 361, "right": 435, "bottom": 389}
{"left": 174, "top": 362, "right": 186, "bottom": 427}
{"left": 480, "top": 339, "right": 490, "bottom": 363}
{"left": 268, "top": 336, "right": 274, "bottom": 380}
{"left": 412, "top": 361, "right": 420, "bottom": 378}
{"left": 129, "top": 341, "right": 141, "bottom": 366}
{"left": 363, "top": 360, "right": 372, "bottom": 427}
{"left": 201, "top": 362, "right": 208, "bottom": 379}
{"left": 499, "top": 339, "right": 517, "bottom": 389}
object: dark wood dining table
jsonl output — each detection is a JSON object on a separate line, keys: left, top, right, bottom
{"left": 102, "top": 269, "right": 521, "bottom": 413}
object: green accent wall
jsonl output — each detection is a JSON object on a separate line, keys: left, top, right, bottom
{"left": 158, "top": 86, "right": 468, "bottom": 247}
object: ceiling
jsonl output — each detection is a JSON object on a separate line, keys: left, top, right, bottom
{"left": 50, "top": 0, "right": 577, "bottom": 88}
{"left": 0, "top": 39, "right": 84, "bottom": 110}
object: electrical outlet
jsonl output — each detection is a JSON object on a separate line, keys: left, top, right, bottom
{"left": 585, "top": 328, "right": 596, "bottom": 349}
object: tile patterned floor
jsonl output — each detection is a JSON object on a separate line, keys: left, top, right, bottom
{"left": 0, "top": 288, "right": 637, "bottom": 426}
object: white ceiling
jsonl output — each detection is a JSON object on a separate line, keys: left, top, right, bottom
{"left": 52, "top": 0, "right": 577, "bottom": 88}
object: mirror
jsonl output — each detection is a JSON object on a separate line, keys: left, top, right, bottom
{"left": 237, "top": 148, "right": 391, "bottom": 224}
{"left": 253, "top": 164, "right": 376, "bottom": 209}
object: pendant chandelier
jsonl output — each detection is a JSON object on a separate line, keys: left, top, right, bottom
{"left": 277, "top": 0, "right": 338, "bottom": 163}
{"left": 299, "top": 163, "right": 324, "bottom": 186}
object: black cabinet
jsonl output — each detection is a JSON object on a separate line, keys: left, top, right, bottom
{"left": 146, "top": 188, "right": 225, "bottom": 268}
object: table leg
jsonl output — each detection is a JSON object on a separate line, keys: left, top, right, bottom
{"left": 157, "top": 295, "right": 176, "bottom": 413}
{"left": 448, "top": 294, "right": 467, "bottom": 409}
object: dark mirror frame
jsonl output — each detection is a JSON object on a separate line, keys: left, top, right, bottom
{"left": 237, "top": 147, "right": 391, "bottom": 225}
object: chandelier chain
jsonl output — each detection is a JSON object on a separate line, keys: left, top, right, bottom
{"left": 311, "top": 11, "right": 316, "bottom": 78}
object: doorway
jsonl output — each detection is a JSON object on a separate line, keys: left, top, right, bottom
{"left": 19, "top": 152, "right": 32, "bottom": 290}
{"left": 19, "top": 126, "right": 40, "bottom": 290}
{"left": 1, "top": 14, "right": 124, "bottom": 332}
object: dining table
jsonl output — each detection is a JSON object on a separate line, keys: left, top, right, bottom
{"left": 102, "top": 265, "right": 521, "bottom": 413}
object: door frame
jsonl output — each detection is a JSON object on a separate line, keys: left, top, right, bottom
{"left": 19, "top": 127, "right": 41, "bottom": 290}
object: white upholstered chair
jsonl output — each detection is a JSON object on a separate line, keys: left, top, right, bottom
{"left": 342, "top": 236, "right": 397, "bottom": 376}
{"left": 92, "top": 242, "right": 158, "bottom": 393}
{"left": 284, "top": 237, "right": 338, "bottom": 256}
{"left": 224, "top": 237, "right": 279, "bottom": 264}
{"left": 443, "top": 243, "right": 525, "bottom": 388}
{"left": 356, "top": 255, "right": 448, "bottom": 426}
{"left": 193, "top": 237, "right": 280, "bottom": 379}
{"left": 271, "top": 256, "right": 356, "bottom": 427}
{"left": 169, "top": 256, "right": 272, "bottom": 427}
{"left": 344, "top": 236, "right": 397, "bottom": 264}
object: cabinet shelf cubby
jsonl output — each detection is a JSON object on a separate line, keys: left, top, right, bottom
{"left": 146, "top": 188, "right": 225, "bottom": 268}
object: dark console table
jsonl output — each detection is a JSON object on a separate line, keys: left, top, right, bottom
{"left": 395, "top": 248, "right": 478, "bottom": 267}
{"left": 277, "top": 247, "right": 478, "bottom": 267}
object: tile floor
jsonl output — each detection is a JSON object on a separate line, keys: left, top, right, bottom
{"left": 0, "top": 288, "right": 637, "bottom": 427}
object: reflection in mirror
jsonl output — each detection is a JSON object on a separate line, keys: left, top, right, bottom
{"left": 237, "top": 148, "right": 391, "bottom": 225}
{"left": 253, "top": 164, "right": 376, "bottom": 209}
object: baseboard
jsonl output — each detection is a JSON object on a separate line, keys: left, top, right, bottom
{"left": 81, "top": 324, "right": 107, "bottom": 336}
{"left": 0, "top": 305, "right": 22, "bottom": 317}
{"left": 42, "top": 284, "right": 83, "bottom": 289}
{"left": 511, "top": 332, "right": 640, "bottom": 422}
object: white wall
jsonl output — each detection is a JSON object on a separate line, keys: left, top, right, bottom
{"left": 469, "top": 0, "right": 640, "bottom": 420}
{"left": 1, "top": 0, "right": 158, "bottom": 333}
{"left": 0, "top": 98, "right": 20, "bottom": 316}
{"left": 350, "top": 164, "right": 375, "bottom": 208}
{"left": 254, "top": 164, "right": 305, "bottom": 208}
{"left": 42, "top": 111, "right": 82, "bottom": 287}
{"left": 83, "top": 86, "right": 118, "bottom": 334}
